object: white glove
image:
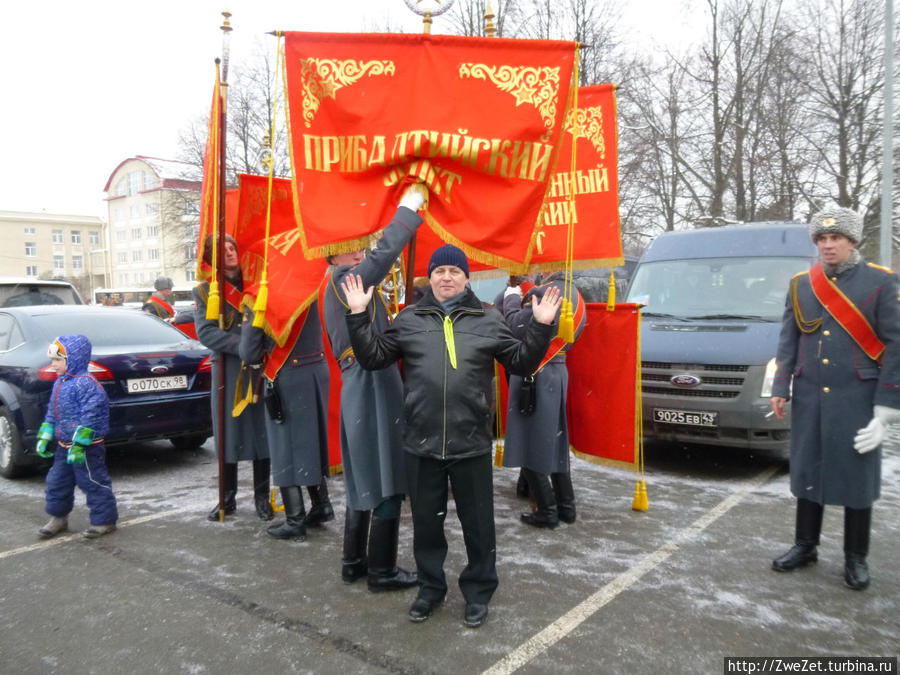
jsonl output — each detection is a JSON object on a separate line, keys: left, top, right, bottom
{"left": 854, "top": 417, "right": 885, "bottom": 454}
{"left": 399, "top": 184, "right": 427, "bottom": 212}
{"left": 504, "top": 286, "right": 522, "bottom": 298}
{"left": 853, "top": 406, "right": 900, "bottom": 454}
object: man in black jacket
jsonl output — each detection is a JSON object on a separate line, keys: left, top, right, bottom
{"left": 341, "top": 244, "right": 560, "bottom": 628}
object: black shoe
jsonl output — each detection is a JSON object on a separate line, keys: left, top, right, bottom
{"left": 306, "top": 502, "right": 335, "bottom": 527}
{"left": 255, "top": 494, "right": 275, "bottom": 521}
{"left": 368, "top": 567, "right": 418, "bottom": 593}
{"left": 266, "top": 520, "right": 307, "bottom": 541}
{"left": 342, "top": 559, "right": 368, "bottom": 584}
{"left": 408, "top": 596, "right": 441, "bottom": 623}
{"left": 772, "top": 544, "right": 817, "bottom": 572}
{"left": 844, "top": 554, "right": 870, "bottom": 590}
{"left": 207, "top": 498, "right": 236, "bottom": 521}
{"left": 520, "top": 511, "right": 559, "bottom": 529}
{"left": 464, "top": 603, "right": 489, "bottom": 628}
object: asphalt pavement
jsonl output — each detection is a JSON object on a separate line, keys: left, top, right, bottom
{"left": 1, "top": 438, "right": 898, "bottom": 674}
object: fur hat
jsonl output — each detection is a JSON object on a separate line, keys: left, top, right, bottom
{"left": 154, "top": 276, "right": 174, "bottom": 291}
{"left": 428, "top": 244, "right": 469, "bottom": 278}
{"left": 809, "top": 204, "right": 863, "bottom": 244}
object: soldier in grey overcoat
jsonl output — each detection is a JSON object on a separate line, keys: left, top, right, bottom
{"left": 321, "top": 186, "right": 425, "bottom": 592}
{"left": 193, "top": 234, "right": 271, "bottom": 522}
{"left": 770, "top": 205, "right": 900, "bottom": 590}
{"left": 240, "top": 299, "right": 331, "bottom": 542}
{"left": 501, "top": 275, "right": 585, "bottom": 528}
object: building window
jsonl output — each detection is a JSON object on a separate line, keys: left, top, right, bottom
{"left": 117, "top": 252, "right": 128, "bottom": 264}
{"left": 25, "top": 242, "right": 36, "bottom": 257}
{"left": 52, "top": 229, "right": 63, "bottom": 244}
{"left": 115, "top": 180, "right": 126, "bottom": 197}
{"left": 146, "top": 203, "right": 159, "bottom": 215}
{"left": 118, "top": 273, "right": 129, "bottom": 285}
{"left": 26, "top": 265, "right": 37, "bottom": 277}
{"left": 24, "top": 226, "right": 35, "bottom": 236}
{"left": 89, "top": 231, "right": 100, "bottom": 246}
{"left": 147, "top": 225, "right": 159, "bottom": 237}
{"left": 130, "top": 205, "right": 141, "bottom": 219}
{"left": 115, "top": 207, "right": 125, "bottom": 223}
{"left": 132, "top": 227, "right": 142, "bottom": 241}
{"left": 116, "top": 230, "right": 127, "bottom": 243}
{"left": 143, "top": 173, "right": 157, "bottom": 191}
{"left": 132, "top": 250, "right": 143, "bottom": 263}
{"left": 148, "top": 248, "right": 160, "bottom": 261}
{"left": 71, "top": 230, "right": 82, "bottom": 244}
{"left": 185, "top": 268, "right": 196, "bottom": 282}
{"left": 53, "top": 255, "right": 65, "bottom": 272}
{"left": 128, "top": 172, "right": 141, "bottom": 196}
{"left": 72, "top": 256, "right": 84, "bottom": 271}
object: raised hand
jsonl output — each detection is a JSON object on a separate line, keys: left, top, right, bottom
{"left": 532, "top": 285, "right": 562, "bottom": 325}
{"left": 340, "top": 273, "right": 375, "bottom": 314}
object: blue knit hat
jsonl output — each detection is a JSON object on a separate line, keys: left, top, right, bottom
{"left": 428, "top": 244, "right": 469, "bottom": 278}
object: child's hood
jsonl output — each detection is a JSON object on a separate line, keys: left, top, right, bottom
{"left": 56, "top": 334, "right": 92, "bottom": 375}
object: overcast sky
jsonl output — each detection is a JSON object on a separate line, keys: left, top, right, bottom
{"left": 0, "top": 0, "right": 700, "bottom": 218}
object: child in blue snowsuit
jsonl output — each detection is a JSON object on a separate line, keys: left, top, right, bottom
{"left": 37, "top": 334, "right": 118, "bottom": 539}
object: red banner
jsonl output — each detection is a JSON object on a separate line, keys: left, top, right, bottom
{"left": 283, "top": 31, "right": 577, "bottom": 269}
{"left": 233, "top": 174, "right": 327, "bottom": 344}
{"left": 196, "top": 68, "right": 223, "bottom": 282}
{"left": 529, "top": 83, "right": 622, "bottom": 271}
{"left": 566, "top": 303, "right": 640, "bottom": 469}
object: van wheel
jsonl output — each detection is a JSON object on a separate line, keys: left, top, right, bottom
{"left": 170, "top": 433, "right": 209, "bottom": 450}
{"left": 0, "top": 407, "right": 26, "bottom": 479}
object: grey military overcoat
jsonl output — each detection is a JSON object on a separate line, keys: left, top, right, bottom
{"left": 773, "top": 261, "right": 900, "bottom": 508}
{"left": 193, "top": 281, "right": 268, "bottom": 464}
{"left": 240, "top": 305, "right": 330, "bottom": 488}
{"left": 321, "top": 206, "right": 421, "bottom": 510}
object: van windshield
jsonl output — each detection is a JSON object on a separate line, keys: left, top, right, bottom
{"left": 625, "top": 256, "right": 811, "bottom": 320}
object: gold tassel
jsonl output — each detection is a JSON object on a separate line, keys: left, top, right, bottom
{"left": 494, "top": 440, "right": 504, "bottom": 467}
{"left": 557, "top": 298, "right": 574, "bottom": 342}
{"left": 606, "top": 269, "right": 616, "bottom": 311}
{"left": 251, "top": 283, "right": 268, "bottom": 328}
{"left": 206, "top": 280, "right": 221, "bottom": 320}
{"left": 631, "top": 479, "right": 649, "bottom": 511}
{"left": 270, "top": 487, "right": 284, "bottom": 513}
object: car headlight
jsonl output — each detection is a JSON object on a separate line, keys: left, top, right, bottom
{"left": 760, "top": 357, "right": 777, "bottom": 398}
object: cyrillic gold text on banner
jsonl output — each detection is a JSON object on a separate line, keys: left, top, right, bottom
{"left": 529, "top": 83, "right": 623, "bottom": 272}
{"left": 282, "top": 31, "right": 578, "bottom": 269}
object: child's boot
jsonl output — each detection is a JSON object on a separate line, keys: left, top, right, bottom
{"left": 82, "top": 523, "right": 116, "bottom": 539}
{"left": 38, "top": 516, "right": 68, "bottom": 539}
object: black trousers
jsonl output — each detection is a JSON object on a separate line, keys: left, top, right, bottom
{"left": 405, "top": 452, "right": 498, "bottom": 605}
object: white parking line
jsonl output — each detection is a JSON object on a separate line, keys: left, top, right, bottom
{"left": 0, "top": 507, "right": 193, "bottom": 561}
{"left": 483, "top": 464, "right": 781, "bottom": 675}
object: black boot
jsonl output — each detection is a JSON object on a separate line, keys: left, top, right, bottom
{"left": 266, "top": 486, "right": 307, "bottom": 540}
{"left": 844, "top": 506, "right": 871, "bottom": 590}
{"left": 207, "top": 462, "right": 238, "bottom": 521}
{"left": 772, "top": 498, "right": 823, "bottom": 571}
{"left": 367, "top": 516, "right": 417, "bottom": 592}
{"left": 520, "top": 468, "right": 559, "bottom": 529}
{"left": 253, "top": 459, "right": 273, "bottom": 521}
{"left": 516, "top": 468, "right": 529, "bottom": 498}
{"left": 551, "top": 472, "right": 576, "bottom": 524}
{"left": 306, "top": 478, "right": 335, "bottom": 527}
{"left": 342, "top": 508, "right": 370, "bottom": 583}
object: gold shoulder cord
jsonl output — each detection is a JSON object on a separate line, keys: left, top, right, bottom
{"left": 790, "top": 277, "right": 821, "bottom": 334}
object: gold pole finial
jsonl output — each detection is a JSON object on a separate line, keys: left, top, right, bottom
{"left": 423, "top": 10, "right": 433, "bottom": 34}
{"left": 484, "top": 0, "right": 496, "bottom": 37}
{"left": 220, "top": 9, "right": 232, "bottom": 84}
{"left": 220, "top": 9, "right": 232, "bottom": 33}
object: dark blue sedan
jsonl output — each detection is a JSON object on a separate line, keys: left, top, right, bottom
{"left": 0, "top": 305, "right": 212, "bottom": 478}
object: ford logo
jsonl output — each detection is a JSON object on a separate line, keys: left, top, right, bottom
{"left": 671, "top": 374, "right": 701, "bottom": 387}
{"left": 151, "top": 365, "right": 169, "bottom": 375}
